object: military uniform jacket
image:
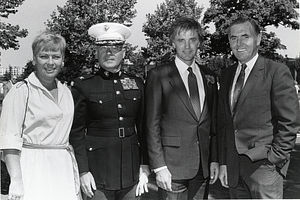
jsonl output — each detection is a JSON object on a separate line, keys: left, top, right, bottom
{"left": 70, "top": 67, "right": 147, "bottom": 190}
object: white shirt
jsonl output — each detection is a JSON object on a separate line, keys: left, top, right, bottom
{"left": 175, "top": 56, "right": 205, "bottom": 112}
{"left": 230, "top": 54, "right": 258, "bottom": 107}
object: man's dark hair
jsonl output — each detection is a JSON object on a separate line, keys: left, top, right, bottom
{"left": 169, "top": 17, "right": 203, "bottom": 43}
{"left": 228, "top": 16, "right": 261, "bottom": 35}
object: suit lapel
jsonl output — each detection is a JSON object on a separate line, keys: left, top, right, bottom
{"left": 168, "top": 62, "right": 198, "bottom": 121}
{"left": 198, "top": 65, "right": 209, "bottom": 124}
{"left": 225, "top": 64, "right": 238, "bottom": 115}
{"left": 234, "top": 57, "right": 264, "bottom": 113}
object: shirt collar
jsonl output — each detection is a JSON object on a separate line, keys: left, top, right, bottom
{"left": 175, "top": 56, "right": 196, "bottom": 74}
{"left": 239, "top": 53, "right": 258, "bottom": 71}
{"left": 27, "top": 72, "right": 61, "bottom": 91}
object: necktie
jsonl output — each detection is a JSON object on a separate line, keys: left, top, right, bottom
{"left": 187, "top": 67, "right": 201, "bottom": 119}
{"left": 232, "top": 63, "right": 247, "bottom": 111}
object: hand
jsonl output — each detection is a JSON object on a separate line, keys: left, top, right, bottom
{"left": 209, "top": 162, "right": 219, "bottom": 184}
{"left": 218, "top": 165, "right": 229, "bottom": 188}
{"left": 155, "top": 168, "right": 172, "bottom": 191}
{"left": 8, "top": 178, "right": 24, "bottom": 200}
{"left": 136, "top": 171, "right": 149, "bottom": 196}
{"left": 80, "top": 172, "right": 96, "bottom": 198}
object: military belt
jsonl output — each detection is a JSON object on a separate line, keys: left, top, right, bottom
{"left": 88, "top": 127, "right": 135, "bottom": 138}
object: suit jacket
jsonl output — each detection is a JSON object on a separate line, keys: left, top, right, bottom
{"left": 218, "top": 56, "right": 300, "bottom": 187}
{"left": 146, "top": 61, "right": 218, "bottom": 180}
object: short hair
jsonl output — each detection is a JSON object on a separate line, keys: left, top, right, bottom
{"left": 228, "top": 16, "right": 261, "bottom": 35}
{"left": 32, "top": 31, "right": 66, "bottom": 58}
{"left": 169, "top": 17, "right": 204, "bottom": 43}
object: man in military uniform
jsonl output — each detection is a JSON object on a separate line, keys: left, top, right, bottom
{"left": 70, "top": 22, "right": 149, "bottom": 200}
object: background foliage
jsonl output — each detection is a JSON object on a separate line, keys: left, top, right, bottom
{"left": 203, "top": 0, "right": 299, "bottom": 63}
{"left": 0, "top": 0, "right": 28, "bottom": 50}
{"left": 141, "top": 0, "right": 204, "bottom": 65}
{"left": 45, "top": 0, "right": 138, "bottom": 82}
{"left": 1, "top": 0, "right": 299, "bottom": 81}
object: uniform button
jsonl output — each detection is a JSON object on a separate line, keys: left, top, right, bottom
{"left": 119, "top": 117, "right": 124, "bottom": 121}
{"left": 196, "top": 141, "right": 199, "bottom": 144}
{"left": 99, "top": 100, "right": 103, "bottom": 104}
{"left": 118, "top": 104, "right": 122, "bottom": 109}
{"left": 133, "top": 97, "right": 137, "bottom": 101}
{"left": 116, "top": 91, "right": 121, "bottom": 95}
{"left": 114, "top": 80, "right": 118, "bottom": 83}
{"left": 89, "top": 148, "right": 93, "bottom": 151}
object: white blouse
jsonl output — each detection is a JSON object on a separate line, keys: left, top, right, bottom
{"left": 0, "top": 72, "right": 74, "bottom": 148}
{"left": 0, "top": 72, "right": 79, "bottom": 200}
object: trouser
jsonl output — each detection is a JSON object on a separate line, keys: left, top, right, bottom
{"left": 229, "top": 155, "right": 283, "bottom": 199}
{"left": 86, "top": 185, "right": 137, "bottom": 200}
{"left": 158, "top": 167, "right": 208, "bottom": 200}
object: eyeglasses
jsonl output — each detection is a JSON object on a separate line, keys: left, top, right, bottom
{"left": 98, "top": 45, "right": 123, "bottom": 54}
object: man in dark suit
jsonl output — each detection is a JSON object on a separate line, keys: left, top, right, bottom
{"left": 218, "top": 16, "right": 300, "bottom": 199}
{"left": 146, "top": 17, "right": 219, "bottom": 200}
{"left": 70, "top": 22, "right": 149, "bottom": 200}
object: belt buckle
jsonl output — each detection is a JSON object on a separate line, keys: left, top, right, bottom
{"left": 119, "top": 127, "right": 125, "bottom": 138}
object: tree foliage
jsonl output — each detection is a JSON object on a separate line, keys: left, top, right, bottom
{"left": 203, "top": 0, "right": 299, "bottom": 61}
{"left": 0, "top": 0, "right": 28, "bottom": 50}
{"left": 21, "top": 60, "right": 35, "bottom": 80}
{"left": 45, "top": 0, "right": 137, "bottom": 83}
{"left": 142, "top": 0, "right": 204, "bottom": 65}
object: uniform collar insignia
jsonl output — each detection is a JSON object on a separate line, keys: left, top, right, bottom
{"left": 98, "top": 67, "right": 122, "bottom": 80}
{"left": 104, "top": 71, "right": 110, "bottom": 77}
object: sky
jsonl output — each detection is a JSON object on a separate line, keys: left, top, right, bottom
{"left": 0, "top": 0, "right": 299, "bottom": 69}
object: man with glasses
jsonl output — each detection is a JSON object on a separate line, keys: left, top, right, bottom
{"left": 70, "top": 22, "right": 149, "bottom": 200}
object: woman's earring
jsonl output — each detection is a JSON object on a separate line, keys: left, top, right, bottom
{"left": 32, "top": 60, "right": 36, "bottom": 66}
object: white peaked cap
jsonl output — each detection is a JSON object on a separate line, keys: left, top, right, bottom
{"left": 88, "top": 22, "right": 131, "bottom": 43}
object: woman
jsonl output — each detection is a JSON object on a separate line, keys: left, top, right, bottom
{"left": 0, "top": 32, "right": 80, "bottom": 200}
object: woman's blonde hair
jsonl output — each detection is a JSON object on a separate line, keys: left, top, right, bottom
{"left": 32, "top": 31, "right": 66, "bottom": 58}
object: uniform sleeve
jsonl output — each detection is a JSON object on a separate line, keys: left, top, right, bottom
{"left": 135, "top": 78, "right": 149, "bottom": 165}
{"left": 268, "top": 64, "right": 300, "bottom": 169}
{"left": 69, "top": 79, "right": 89, "bottom": 173}
{"left": 0, "top": 83, "right": 28, "bottom": 151}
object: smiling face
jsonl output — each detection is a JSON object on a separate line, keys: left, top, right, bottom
{"left": 97, "top": 45, "right": 125, "bottom": 73}
{"left": 229, "top": 21, "right": 261, "bottom": 64}
{"left": 34, "top": 48, "right": 63, "bottom": 83}
{"left": 172, "top": 29, "right": 200, "bottom": 66}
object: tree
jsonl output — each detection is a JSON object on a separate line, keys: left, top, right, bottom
{"left": 45, "top": 0, "right": 137, "bottom": 83}
{"left": 203, "top": 0, "right": 299, "bottom": 61}
{"left": 3, "top": 66, "right": 12, "bottom": 81}
{"left": 142, "top": 0, "right": 204, "bottom": 65}
{"left": 0, "top": 0, "right": 28, "bottom": 50}
{"left": 21, "top": 60, "right": 35, "bottom": 80}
